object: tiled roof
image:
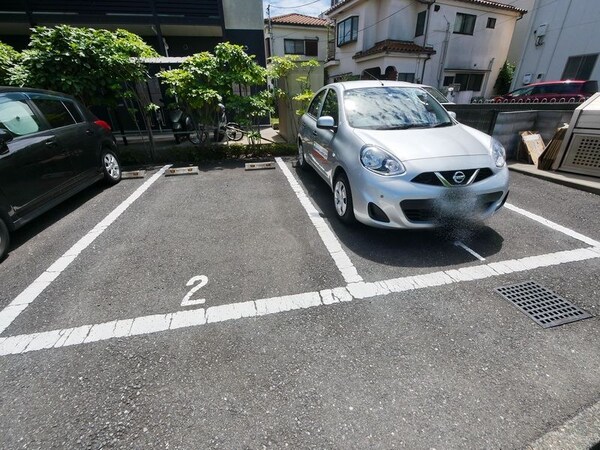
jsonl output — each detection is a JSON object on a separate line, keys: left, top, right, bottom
{"left": 267, "top": 13, "right": 329, "bottom": 27}
{"left": 326, "top": 0, "right": 526, "bottom": 15}
{"left": 353, "top": 40, "right": 436, "bottom": 59}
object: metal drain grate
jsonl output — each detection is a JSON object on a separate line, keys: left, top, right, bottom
{"left": 495, "top": 281, "right": 593, "bottom": 328}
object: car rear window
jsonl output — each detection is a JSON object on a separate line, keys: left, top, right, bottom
{"left": 33, "top": 98, "right": 76, "bottom": 128}
{"left": 0, "top": 99, "right": 42, "bottom": 136}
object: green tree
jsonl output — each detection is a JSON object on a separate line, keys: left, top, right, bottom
{"left": 10, "top": 25, "right": 158, "bottom": 106}
{"left": 0, "top": 42, "right": 19, "bottom": 86}
{"left": 494, "top": 61, "right": 516, "bottom": 96}
{"left": 159, "top": 42, "right": 271, "bottom": 143}
{"left": 267, "top": 55, "right": 320, "bottom": 139}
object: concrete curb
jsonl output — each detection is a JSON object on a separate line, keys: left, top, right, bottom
{"left": 526, "top": 400, "right": 600, "bottom": 450}
{"left": 509, "top": 163, "right": 600, "bottom": 196}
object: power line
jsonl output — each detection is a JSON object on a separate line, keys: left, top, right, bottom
{"left": 270, "top": 0, "right": 323, "bottom": 9}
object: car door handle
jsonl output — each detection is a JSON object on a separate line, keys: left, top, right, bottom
{"left": 45, "top": 140, "right": 58, "bottom": 148}
{"left": 85, "top": 129, "right": 94, "bottom": 135}
{"left": 312, "top": 131, "right": 318, "bottom": 136}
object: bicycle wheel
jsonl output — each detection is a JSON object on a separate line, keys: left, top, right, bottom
{"left": 226, "top": 122, "right": 244, "bottom": 141}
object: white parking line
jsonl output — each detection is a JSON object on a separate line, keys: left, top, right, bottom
{"left": 2, "top": 245, "right": 598, "bottom": 357}
{"left": 275, "top": 157, "right": 363, "bottom": 284}
{"left": 505, "top": 203, "right": 600, "bottom": 247}
{"left": 455, "top": 241, "right": 486, "bottom": 261}
{"left": 0, "top": 165, "right": 172, "bottom": 336}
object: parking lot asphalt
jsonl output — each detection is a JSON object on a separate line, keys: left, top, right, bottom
{"left": 0, "top": 158, "right": 599, "bottom": 449}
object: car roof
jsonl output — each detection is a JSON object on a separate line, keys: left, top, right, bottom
{"left": 0, "top": 86, "right": 77, "bottom": 99}
{"left": 520, "top": 80, "right": 587, "bottom": 87}
{"left": 325, "top": 80, "right": 418, "bottom": 91}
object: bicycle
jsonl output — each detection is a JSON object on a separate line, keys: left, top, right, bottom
{"left": 224, "top": 122, "right": 244, "bottom": 141}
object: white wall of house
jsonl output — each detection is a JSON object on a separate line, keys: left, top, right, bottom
{"left": 326, "top": 0, "right": 523, "bottom": 101}
{"left": 512, "top": 0, "right": 600, "bottom": 90}
{"left": 506, "top": 0, "right": 537, "bottom": 65}
{"left": 267, "top": 24, "right": 330, "bottom": 62}
{"left": 222, "top": 0, "right": 263, "bottom": 30}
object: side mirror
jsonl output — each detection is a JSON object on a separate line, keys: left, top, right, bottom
{"left": 448, "top": 111, "right": 457, "bottom": 121}
{"left": 0, "top": 129, "right": 12, "bottom": 154}
{"left": 316, "top": 116, "right": 337, "bottom": 132}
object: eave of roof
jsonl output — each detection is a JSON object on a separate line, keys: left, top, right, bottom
{"left": 353, "top": 39, "right": 436, "bottom": 59}
{"left": 266, "top": 13, "right": 329, "bottom": 27}
{"left": 326, "top": 0, "right": 526, "bottom": 16}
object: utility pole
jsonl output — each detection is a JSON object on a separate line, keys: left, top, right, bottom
{"left": 267, "top": 3, "right": 274, "bottom": 60}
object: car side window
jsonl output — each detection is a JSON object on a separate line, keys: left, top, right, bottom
{"left": 0, "top": 98, "right": 43, "bottom": 137}
{"left": 320, "top": 90, "right": 339, "bottom": 124}
{"left": 33, "top": 98, "right": 77, "bottom": 129}
{"left": 307, "top": 90, "right": 327, "bottom": 118}
{"left": 63, "top": 100, "right": 84, "bottom": 123}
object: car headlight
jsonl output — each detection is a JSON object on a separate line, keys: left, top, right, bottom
{"left": 491, "top": 138, "right": 506, "bottom": 167}
{"left": 360, "top": 145, "right": 405, "bottom": 176}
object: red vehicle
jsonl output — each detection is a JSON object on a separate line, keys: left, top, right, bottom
{"left": 494, "top": 80, "right": 598, "bottom": 103}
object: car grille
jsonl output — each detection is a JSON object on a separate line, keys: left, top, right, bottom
{"left": 400, "top": 191, "right": 504, "bottom": 222}
{"left": 411, "top": 168, "right": 494, "bottom": 186}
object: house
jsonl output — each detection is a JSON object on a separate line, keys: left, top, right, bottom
{"left": 325, "top": 0, "right": 526, "bottom": 102}
{"left": 0, "top": 0, "right": 265, "bottom": 63}
{"left": 264, "top": 13, "right": 330, "bottom": 140}
{"left": 510, "top": 0, "right": 600, "bottom": 90}
{"left": 0, "top": 0, "right": 266, "bottom": 135}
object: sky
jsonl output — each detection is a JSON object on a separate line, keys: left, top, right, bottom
{"left": 262, "top": 0, "right": 332, "bottom": 19}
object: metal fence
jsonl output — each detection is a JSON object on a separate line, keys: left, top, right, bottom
{"left": 445, "top": 103, "right": 579, "bottom": 159}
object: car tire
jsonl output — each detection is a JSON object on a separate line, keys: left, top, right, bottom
{"left": 297, "top": 140, "right": 309, "bottom": 170}
{"left": 333, "top": 172, "right": 356, "bottom": 224}
{"left": 0, "top": 217, "right": 9, "bottom": 261}
{"left": 102, "top": 149, "right": 121, "bottom": 185}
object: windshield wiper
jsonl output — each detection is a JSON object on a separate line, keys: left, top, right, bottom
{"left": 385, "top": 123, "right": 430, "bottom": 130}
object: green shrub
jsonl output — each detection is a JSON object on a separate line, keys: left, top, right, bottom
{"left": 119, "top": 143, "right": 296, "bottom": 166}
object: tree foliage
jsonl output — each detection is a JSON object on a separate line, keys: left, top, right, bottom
{"left": 10, "top": 25, "right": 158, "bottom": 106}
{"left": 268, "top": 55, "right": 320, "bottom": 116}
{"left": 0, "top": 42, "right": 20, "bottom": 86}
{"left": 159, "top": 42, "right": 270, "bottom": 127}
{"left": 494, "top": 60, "right": 516, "bottom": 96}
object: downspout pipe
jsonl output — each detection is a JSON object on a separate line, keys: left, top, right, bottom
{"left": 420, "top": 1, "right": 435, "bottom": 83}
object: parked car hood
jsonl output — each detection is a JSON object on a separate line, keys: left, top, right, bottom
{"left": 352, "top": 124, "right": 492, "bottom": 162}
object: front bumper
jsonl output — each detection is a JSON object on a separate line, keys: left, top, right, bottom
{"left": 349, "top": 156, "right": 510, "bottom": 229}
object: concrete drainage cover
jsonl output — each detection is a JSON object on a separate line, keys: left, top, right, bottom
{"left": 495, "top": 280, "right": 593, "bottom": 328}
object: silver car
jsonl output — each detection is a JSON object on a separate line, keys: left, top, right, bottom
{"left": 297, "top": 80, "right": 509, "bottom": 228}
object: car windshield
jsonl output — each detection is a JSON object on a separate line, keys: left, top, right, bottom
{"left": 422, "top": 86, "right": 450, "bottom": 104}
{"left": 343, "top": 87, "right": 452, "bottom": 130}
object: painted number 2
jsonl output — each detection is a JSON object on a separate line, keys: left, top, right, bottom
{"left": 181, "top": 275, "right": 208, "bottom": 307}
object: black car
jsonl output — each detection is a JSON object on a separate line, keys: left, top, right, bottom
{"left": 0, "top": 87, "right": 121, "bottom": 260}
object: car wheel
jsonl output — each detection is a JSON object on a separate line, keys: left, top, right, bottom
{"left": 102, "top": 149, "right": 121, "bottom": 185}
{"left": 0, "top": 217, "right": 9, "bottom": 261}
{"left": 333, "top": 172, "right": 356, "bottom": 224}
{"left": 298, "top": 140, "right": 309, "bottom": 170}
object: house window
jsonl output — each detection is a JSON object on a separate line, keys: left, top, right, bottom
{"left": 443, "top": 76, "right": 455, "bottom": 86}
{"left": 397, "top": 73, "right": 415, "bottom": 83}
{"left": 305, "top": 40, "right": 318, "bottom": 57}
{"left": 454, "top": 13, "right": 476, "bottom": 35}
{"left": 487, "top": 18, "right": 496, "bottom": 29}
{"left": 337, "top": 16, "right": 359, "bottom": 46}
{"left": 454, "top": 73, "right": 484, "bottom": 91}
{"left": 562, "top": 54, "right": 598, "bottom": 80}
{"left": 415, "top": 11, "right": 426, "bottom": 37}
{"left": 283, "top": 39, "right": 318, "bottom": 56}
{"left": 284, "top": 39, "right": 305, "bottom": 55}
